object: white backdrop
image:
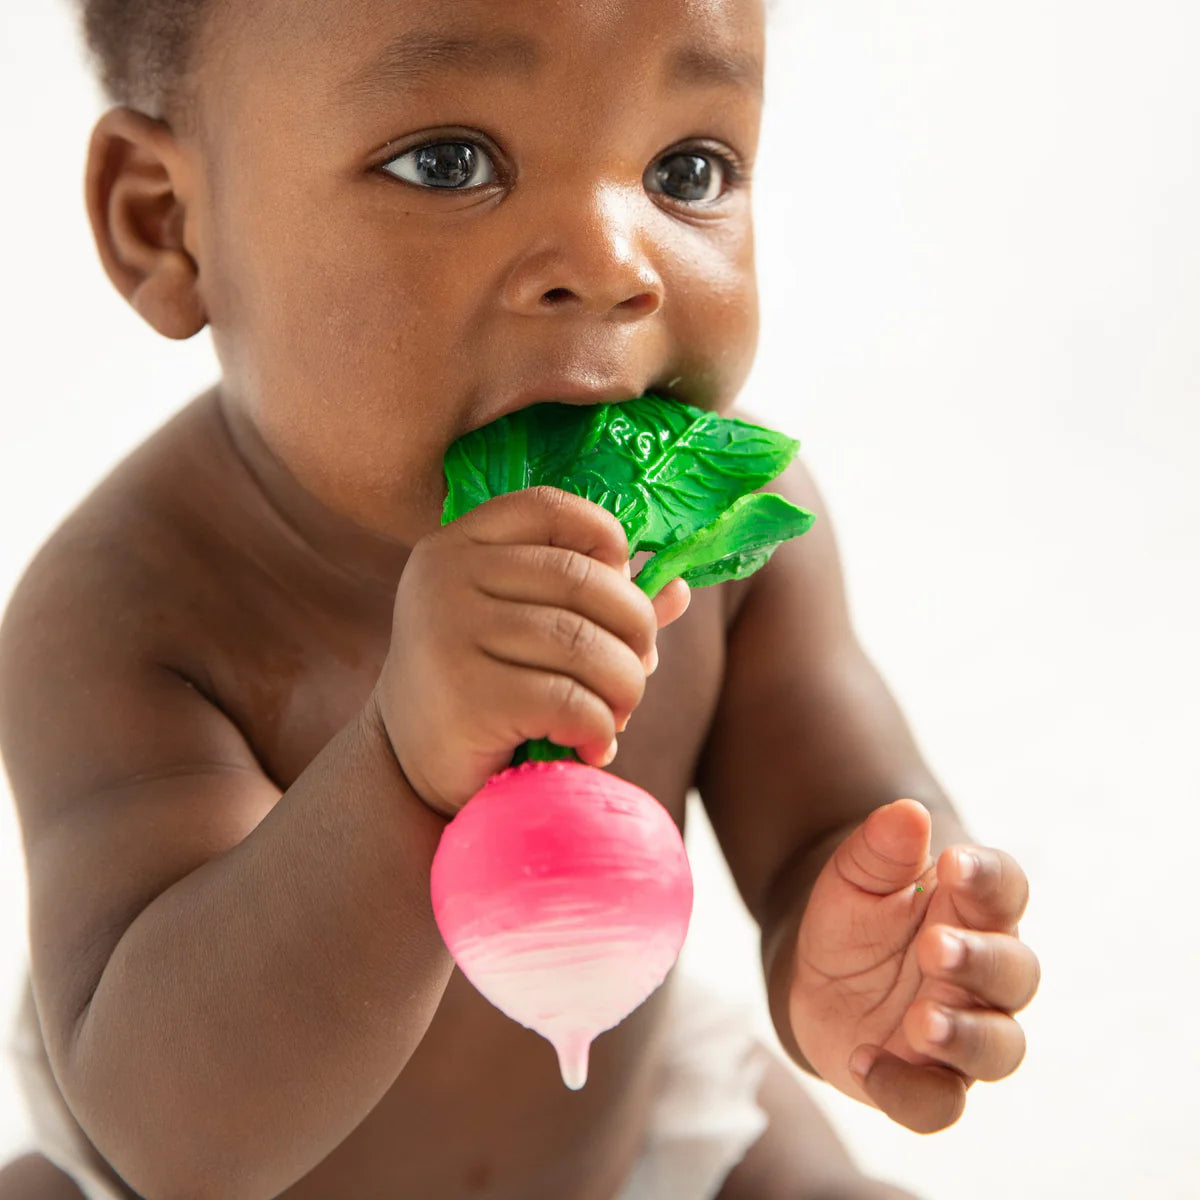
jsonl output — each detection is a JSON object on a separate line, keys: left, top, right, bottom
{"left": 2, "top": 1, "right": 1198, "bottom": 1197}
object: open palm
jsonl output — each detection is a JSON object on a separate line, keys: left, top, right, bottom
{"left": 786, "top": 799, "right": 1040, "bottom": 1132}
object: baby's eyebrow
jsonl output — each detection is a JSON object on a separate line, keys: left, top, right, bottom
{"left": 336, "top": 27, "right": 763, "bottom": 104}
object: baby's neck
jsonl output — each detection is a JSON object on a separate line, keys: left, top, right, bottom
{"left": 208, "top": 385, "right": 414, "bottom": 600}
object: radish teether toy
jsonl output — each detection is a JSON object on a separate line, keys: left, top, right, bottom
{"left": 430, "top": 759, "right": 692, "bottom": 1089}
{"left": 431, "top": 394, "right": 815, "bottom": 1088}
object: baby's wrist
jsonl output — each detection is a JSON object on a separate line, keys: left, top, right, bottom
{"left": 361, "top": 689, "right": 451, "bottom": 824}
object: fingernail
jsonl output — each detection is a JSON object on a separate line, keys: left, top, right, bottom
{"left": 956, "top": 850, "right": 979, "bottom": 881}
{"left": 645, "top": 643, "right": 659, "bottom": 674}
{"left": 926, "top": 1008, "right": 953, "bottom": 1044}
{"left": 623, "top": 560, "right": 633, "bottom": 579}
{"left": 602, "top": 738, "right": 618, "bottom": 765}
{"left": 939, "top": 931, "right": 966, "bottom": 970}
{"left": 849, "top": 1047, "right": 876, "bottom": 1080}
{"left": 616, "top": 713, "right": 630, "bottom": 732}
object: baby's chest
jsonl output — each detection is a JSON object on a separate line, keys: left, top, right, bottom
{"left": 200, "top": 571, "right": 731, "bottom": 818}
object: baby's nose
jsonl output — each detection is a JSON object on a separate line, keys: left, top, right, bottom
{"left": 500, "top": 186, "right": 665, "bottom": 317}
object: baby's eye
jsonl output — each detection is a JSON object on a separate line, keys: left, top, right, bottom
{"left": 382, "top": 141, "right": 498, "bottom": 190}
{"left": 646, "top": 148, "right": 738, "bottom": 205}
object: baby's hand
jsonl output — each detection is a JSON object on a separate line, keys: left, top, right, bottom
{"left": 785, "top": 800, "right": 1040, "bottom": 1133}
{"left": 372, "top": 486, "right": 689, "bottom": 818}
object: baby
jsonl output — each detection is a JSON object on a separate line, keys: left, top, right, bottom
{"left": 0, "top": 0, "right": 1040, "bottom": 1197}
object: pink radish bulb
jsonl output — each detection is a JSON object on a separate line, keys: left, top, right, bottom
{"left": 430, "top": 759, "right": 693, "bottom": 1090}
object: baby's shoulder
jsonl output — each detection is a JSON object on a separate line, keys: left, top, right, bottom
{"left": 2, "top": 392, "right": 247, "bottom": 675}
{"left": 0, "top": 388, "right": 333, "bottom": 803}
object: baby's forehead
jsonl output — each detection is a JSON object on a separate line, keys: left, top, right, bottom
{"left": 199, "top": 0, "right": 764, "bottom": 99}
{"left": 183, "top": 0, "right": 764, "bottom": 181}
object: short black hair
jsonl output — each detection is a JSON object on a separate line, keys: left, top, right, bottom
{"left": 73, "top": 0, "right": 213, "bottom": 134}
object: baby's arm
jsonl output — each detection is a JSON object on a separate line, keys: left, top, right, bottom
{"left": 696, "top": 442, "right": 1037, "bottom": 1130}
{"left": 0, "top": 485, "right": 673, "bottom": 1198}
{"left": 0, "top": 542, "right": 452, "bottom": 1198}
{"left": 697, "top": 448, "right": 966, "bottom": 931}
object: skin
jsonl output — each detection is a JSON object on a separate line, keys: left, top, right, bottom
{"left": 0, "top": 0, "right": 1039, "bottom": 1195}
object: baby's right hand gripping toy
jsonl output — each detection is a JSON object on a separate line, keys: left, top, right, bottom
{"left": 429, "top": 394, "right": 815, "bottom": 1089}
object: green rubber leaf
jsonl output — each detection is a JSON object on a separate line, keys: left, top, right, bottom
{"left": 632, "top": 492, "right": 815, "bottom": 599}
{"left": 442, "top": 394, "right": 802, "bottom": 554}
{"left": 442, "top": 402, "right": 597, "bottom": 523}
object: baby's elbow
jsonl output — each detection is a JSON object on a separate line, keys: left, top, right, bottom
{"left": 106, "top": 1141, "right": 283, "bottom": 1200}
{"left": 59, "top": 1043, "right": 277, "bottom": 1200}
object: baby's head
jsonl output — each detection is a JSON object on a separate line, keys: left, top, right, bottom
{"left": 80, "top": 0, "right": 767, "bottom": 548}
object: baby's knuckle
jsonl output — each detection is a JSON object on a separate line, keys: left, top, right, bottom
{"left": 510, "top": 542, "right": 550, "bottom": 582}
{"left": 527, "top": 483, "right": 570, "bottom": 511}
{"left": 550, "top": 608, "right": 594, "bottom": 658}
{"left": 556, "top": 548, "right": 596, "bottom": 595}
{"left": 604, "top": 517, "right": 631, "bottom": 563}
{"left": 923, "top": 923, "right": 960, "bottom": 970}
{"left": 581, "top": 501, "right": 630, "bottom": 564}
{"left": 474, "top": 592, "right": 511, "bottom": 639}
{"left": 972, "top": 930, "right": 998, "bottom": 982}
{"left": 969, "top": 1014, "right": 992, "bottom": 1063}
{"left": 544, "top": 671, "right": 589, "bottom": 716}
{"left": 904, "top": 1000, "right": 935, "bottom": 1046}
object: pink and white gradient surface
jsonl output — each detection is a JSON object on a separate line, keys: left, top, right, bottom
{"left": 430, "top": 760, "right": 693, "bottom": 1089}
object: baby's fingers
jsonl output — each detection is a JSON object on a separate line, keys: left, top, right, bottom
{"left": 903, "top": 1000, "right": 1027, "bottom": 1083}
{"left": 939, "top": 846, "right": 1030, "bottom": 933}
{"left": 917, "top": 926, "right": 1041, "bottom": 1013}
{"left": 649, "top": 576, "right": 691, "bottom": 631}
{"left": 848, "top": 1047, "right": 968, "bottom": 1134}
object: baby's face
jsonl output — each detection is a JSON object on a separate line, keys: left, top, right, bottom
{"left": 188, "top": 0, "right": 765, "bottom": 547}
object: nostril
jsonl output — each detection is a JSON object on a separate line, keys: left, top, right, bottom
{"left": 542, "top": 288, "right": 574, "bottom": 304}
{"left": 619, "top": 292, "right": 658, "bottom": 314}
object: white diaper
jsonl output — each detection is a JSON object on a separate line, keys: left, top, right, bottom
{"left": 8, "top": 969, "right": 774, "bottom": 1200}
{"left": 612, "top": 973, "right": 774, "bottom": 1200}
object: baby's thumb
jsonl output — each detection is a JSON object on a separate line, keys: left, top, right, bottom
{"left": 831, "top": 798, "right": 932, "bottom": 895}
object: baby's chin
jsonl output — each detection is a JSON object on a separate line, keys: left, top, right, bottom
{"left": 374, "top": 462, "right": 452, "bottom": 547}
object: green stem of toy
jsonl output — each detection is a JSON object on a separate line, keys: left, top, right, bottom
{"left": 631, "top": 565, "right": 667, "bottom": 601}
{"left": 510, "top": 739, "right": 580, "bottom": 766}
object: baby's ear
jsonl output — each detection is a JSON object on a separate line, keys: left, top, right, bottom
{"left": 84, "top": 106, "right": 207, "bottom": 340}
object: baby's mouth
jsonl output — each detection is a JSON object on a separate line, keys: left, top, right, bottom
{"left": 464, "top": 378, "right": 690, "bottom": 439}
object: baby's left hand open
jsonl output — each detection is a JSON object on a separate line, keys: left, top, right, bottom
{"left": 785, "top": 799, "right": 1040, "bottom": 1132}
